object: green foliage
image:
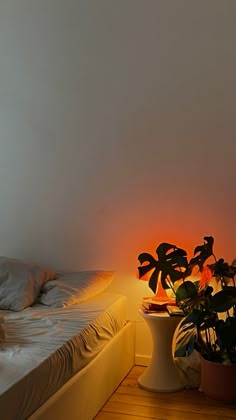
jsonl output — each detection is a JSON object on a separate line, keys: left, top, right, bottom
{"left": 137, "top": 235, "right": 236, "bottom": 364}
{"left": 175, "top": 281, "right": 198, "bottom": 306}
{"left": 138, "top": 243, "right": 189, "bottom": 293}
{"left": 174, "top": 318, "right": 197, "bottom": 357}
{"left": 173, "top": 237, "right": 236, "bottom": 364}
{"left": 189, "top": 236, "right": 214, "bottom": 271}
{"left": 209, "top": 287, "right": 236, "bottom": 312}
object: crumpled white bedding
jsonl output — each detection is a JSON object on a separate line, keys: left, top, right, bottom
{"left": 0, "top": 292, "right": 127, "bottom": 420}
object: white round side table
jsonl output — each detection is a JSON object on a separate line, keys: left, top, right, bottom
{"left": 138, "top": 310, "right": 183, "bottom": 392}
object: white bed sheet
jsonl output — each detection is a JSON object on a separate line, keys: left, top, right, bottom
{"left": 0, "top": 292, "right": 127, "bottom": 420}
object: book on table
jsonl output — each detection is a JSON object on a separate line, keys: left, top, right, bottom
{"left": 141, "top": 297, "right": 183, "bottom": 316}
{"left": 166, "top": 305, "right": 184, "bottom": 316}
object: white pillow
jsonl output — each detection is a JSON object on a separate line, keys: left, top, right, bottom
{"left": 0, "top": 257, "right": 56, "bottom": 311}
{"left": 37, "top": 270, "right": 114, "bottom": 308}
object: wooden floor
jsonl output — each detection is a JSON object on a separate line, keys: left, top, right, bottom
{"left": 95, "top": 365, "right": 236, "bottom": 420}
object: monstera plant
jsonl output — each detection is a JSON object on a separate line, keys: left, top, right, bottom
{"left": 138, "top": 236, "right": 236, "bottom": 362}
{"left": 175, "top": 241, "right": 236, "bottom": 364}
{"left": 138, "top": 242, "right": 190, "bottom": 294}
{"left": 137, "top": 237, "right": 213, "bottom": 296}
{"left": 138, "top": 236, "right": 236, "bottom": 401}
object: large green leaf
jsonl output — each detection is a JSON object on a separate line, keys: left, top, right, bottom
{"left": 148, "top": 269, "right": 160, "bottom": 294}
{"left": 137, "top": 242, "right": 189, "bottom": 294}
{"left": 137, "top": 253, "right": 156, "bottom": 278}
{"left": 156, "top": 244, "right": 189, "bottom": 290}
{"left": 176, "top": 281, "right": 198, "bottom": 305}
{"left": 189, "top": 236, "right": 214, "bottom": 271}
{"left": 174, "top": 321, "right": 197, "bottom": 357}
{"left": 209, "top": 287, "right": 236, "bottom": 312}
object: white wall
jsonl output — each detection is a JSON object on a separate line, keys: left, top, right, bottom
{"left": 0, "top": 0, "right": 236, "bottom": 360}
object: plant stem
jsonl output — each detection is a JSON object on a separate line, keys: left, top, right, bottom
{"left": 167, "top": 276, "right": 176, "bottom": 297}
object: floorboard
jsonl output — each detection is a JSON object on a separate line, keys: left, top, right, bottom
{"left": 95, "top": 366, "right": 236, "bottom": 420}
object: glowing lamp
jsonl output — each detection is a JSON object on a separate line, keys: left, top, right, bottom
{"left": 137, "top": 270, "right": 174, "bottom": 302}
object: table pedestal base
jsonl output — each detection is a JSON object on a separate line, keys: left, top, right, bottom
{"left": 138, "top": 312, "right": 183, "bottom": 392}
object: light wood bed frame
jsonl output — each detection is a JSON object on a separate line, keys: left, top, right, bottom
{"left": 29, "top": 321, "right": 135, "bottom": 420}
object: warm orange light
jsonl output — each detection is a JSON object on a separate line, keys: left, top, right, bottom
{"left": 152, "top": 279, "right": 175, "bottom": 305}
{"left": 139, "top": 271, "right": 175, "bottom": 306}
{"left": 136, "top": 268, "right": 149, "bottom": 281}
{"left": 199, "top": 266, "right": 212, "bottom": 289}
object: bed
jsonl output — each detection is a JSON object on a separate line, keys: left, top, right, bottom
{"left": 0, "top": 259, "right": 135, "bottom": 420}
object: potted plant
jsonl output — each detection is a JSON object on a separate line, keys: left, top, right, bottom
{"left": 137, "top": 241, "right": 191, "bottom": 308}
{"left": 137, "top": 236, "right": 236, "bottom": 402}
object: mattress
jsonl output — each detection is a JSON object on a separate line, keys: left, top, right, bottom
{"left": 0, "top": 292, "right": 127, "bottom": 420}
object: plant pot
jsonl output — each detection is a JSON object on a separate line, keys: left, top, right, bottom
{"left": 201, "top": 356, "right": 236, "bottom": 403}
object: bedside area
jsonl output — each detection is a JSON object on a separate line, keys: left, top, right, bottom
{"left": 137, "top": 310, "right": 183, "bottom": 392}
